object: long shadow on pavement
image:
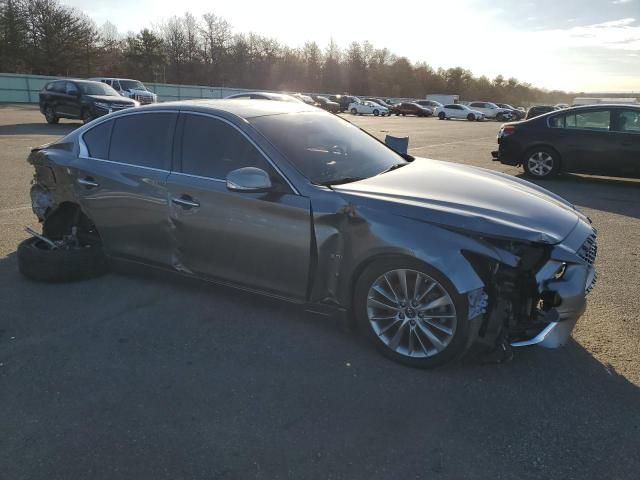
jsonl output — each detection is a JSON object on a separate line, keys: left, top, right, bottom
{"left": 517, "top": 172, "right": 640, "bottom": 220}
{"left": 0, "top": 251, "right": 638, "bottom": 480}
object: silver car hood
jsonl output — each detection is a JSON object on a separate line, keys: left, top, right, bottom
{"left": 333, "top": 158, "right": 584, "bottom": 244}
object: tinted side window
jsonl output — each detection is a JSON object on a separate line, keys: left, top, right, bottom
{"left": 109, "top": 113, "right": 176, "bottom": 169}
{"left": 181, "top": 114, "right": 272, "bottom": 179}
{"left": 549, "top": 115, "right": 565, "bottom": 128}
{"left": 618, "top": 110, "right": 640, "bottom": 133}
{"left": 565, "top": 110, "right": 610, "bottom": 131}
{"left": 470, "top": 103, "right": 480, "bottom": 107}
{"left": 52, "top": 81, "right": 66, "bottom": 93}
{"left": 83, "top": 120, "right": 113, "bottom": 159}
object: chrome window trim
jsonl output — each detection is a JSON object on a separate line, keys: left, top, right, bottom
{"left": 168, "top": 171, "right": 226, "bottom": 183}
{"left": 75, "top": 155, "right": 171, "bottom": 174}
{"left": 180, "top": 110, "right": 299, "bottom": 195}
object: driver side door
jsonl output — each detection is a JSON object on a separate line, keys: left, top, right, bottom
{"left": 165, "top": 113, "right": 312, "bottom": 300}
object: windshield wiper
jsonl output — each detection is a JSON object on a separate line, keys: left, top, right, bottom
{"left": 318, "top": 177, "right": 365, "bottom": 187}
{"left": 376, "top": 162, "right": 408, "bottom": 176}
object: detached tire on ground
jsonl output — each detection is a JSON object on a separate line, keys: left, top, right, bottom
{"left": 354, "top": 257, "right": 470, "bottom": 368}
{"left": 17, "top": 237, "right": 107, "bottom": 282}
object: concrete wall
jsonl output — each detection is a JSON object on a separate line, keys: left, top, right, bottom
{"left": 0, "top": 72, "right": 260, "bottom": 104}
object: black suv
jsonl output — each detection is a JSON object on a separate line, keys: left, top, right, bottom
{"left": 329, "top": 95, "right": 359, "bottom": 113}
{"left": 39, "top": 79, "right": 138, "bottom": 124}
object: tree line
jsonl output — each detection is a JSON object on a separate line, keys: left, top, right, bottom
{"left": 0, "top": 0, "right": 573, "bottom": 105}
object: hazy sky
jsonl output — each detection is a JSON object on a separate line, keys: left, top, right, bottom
{"left": 62, "top": 0, "right": 640, "bottom": 92}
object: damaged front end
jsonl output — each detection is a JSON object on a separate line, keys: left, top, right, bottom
{"left": 467, "top": 219, "right": 597, "bottom": 355}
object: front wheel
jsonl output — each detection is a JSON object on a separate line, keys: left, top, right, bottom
{"left": 467, "top": 113, "right": 475, "bottom": 121}
{"left": 354, "top": 258, "right": 470, "bottom": 368}
{"left": 438, "top": 112, "right": 446, "bottom": 120}
{"left": 523, "top": 148, "right": 560, "bottom": 179}
{"left": 373, "top": 109, "right": 380, "bottom": 116}
{"left": 350, "top": 108, "right": 358, "bottom": 115}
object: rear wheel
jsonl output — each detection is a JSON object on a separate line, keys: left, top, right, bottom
{"left": 523, "top": 147, "right": 560, "bottom": 179}
{"left": 438, "top": 112, "right": 446, "bottom": 120}
{"left": 44, "top": 105, "right": 59, "bottom": 124}
{"left": 18, "top": 236, "right": 106, "bottom": 282}
{"left": 354, "top": 258, "right": 470, "bottom": 368}
{"left": 81, "top": 109, "right": 93, "bottom": 124}
{"left": 467, "top": 113, "right": 475, "bottom": 121}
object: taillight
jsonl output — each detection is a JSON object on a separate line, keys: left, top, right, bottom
{"left": 500, "top": 125, "right": 516, "bottom": 137}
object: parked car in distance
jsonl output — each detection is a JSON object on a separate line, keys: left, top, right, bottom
{"left": 89, "top": 77, "right": 157, "bottom": 104}
{"left": 493, "top": 104, "right": 640, "bottom": 178}
{"left": 39, "top": 79, "right": 139, "bottom": 124}
{"left": 226, "top": 92, "right": 303, "bottom": 103}
{"left": 329, "top": 95, "right": 361, "bottom": 112}
{"left": 349, "top": 100, "right": 389, "bottom": 116}
{"left": 468, "top": 102, "right": 513, "bottom": 121}
{"left": 496, "top": 103, "right": 526, "bottom": 121}
{"left": 22, "top": 99, "right": 597, "bottom": 368}
{"left": 416, "top": 100, "right": 442, "bottom": 112}
{"left": 554, "top": 103, "right": 570, "bottom": 109}
{"left": 526, "top": 105, "right": 558, "bottom": 119}
{"left": 395, "top": 102, "right": 433, "bottom": 117}
{"left": 435, "top": 104, "right": 484, "bottom": 121}
{"left": 364, "top": 98, "right": 395, "bottom": 110}
{"left": 314, "top": 96, "right": 341, "bottom": 113}
{"left": 291, "top": 93, "right": 316, "bottom": 105}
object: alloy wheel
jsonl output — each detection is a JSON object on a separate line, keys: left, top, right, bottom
{"left": 366, "top": 269, "right": 457, "bottom": 358}
{"left": 527, "top": 151, "right": 554, "bottom": 176}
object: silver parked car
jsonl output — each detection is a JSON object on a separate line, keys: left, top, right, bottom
{"left": 21, "top": 100, "right": 597, "bottom": 368}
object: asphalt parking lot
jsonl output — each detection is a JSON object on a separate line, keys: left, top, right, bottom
{"left": 1, "top": 104, "right": 639, "bottom": 480}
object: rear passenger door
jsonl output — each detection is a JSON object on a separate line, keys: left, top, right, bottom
{"left": 613, "top": 109, "right": 640, "bottom": 176}
{"left": 76, "top": 111, "right": 178, "bottom": 265}
{"left": 165, "top": 113, "right": 312, "bottom": 300}
{"left": 560, "top": 109, "right": 618, "bottom": 174}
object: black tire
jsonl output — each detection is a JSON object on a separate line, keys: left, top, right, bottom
{"left": 496, "top": 113, "right": 505, "bottom": 122}
{"left": 522, "top": 147, "right": 561, "bottom": 179}
{"left": 17, "top": 237, "right": 107, "bottom": 283}
{"left": 438, "top": 112, "right": 446, "bottom": 120}
{"left": 467, "top": 113, "right": 475, "bottom": 121}
{"left": 44, "top": 105, "right": 59, "bottom": 124}
{"left": 350, "top": 108, "right": 358, "bottom": 115}
{"left": 373, "top": 109, "right": 379, "bottom": 116}
{"left": 354, "top": 257, "right": 470, "bottom": 368}
{"left": 81, "top": 109, "right": 93, "bottom": 124}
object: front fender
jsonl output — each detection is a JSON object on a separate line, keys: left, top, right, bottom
{"left": 310, "top": 203, "right": 504, "bottom": 308}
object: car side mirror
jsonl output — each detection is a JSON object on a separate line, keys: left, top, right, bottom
{"left": 226, "top": 167, "right": 273, "bottom": 193}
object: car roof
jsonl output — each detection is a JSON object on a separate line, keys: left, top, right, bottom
{"left": 133, "top": 98, "right": 319, "bottom": 119}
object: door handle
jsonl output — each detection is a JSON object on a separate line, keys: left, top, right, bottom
{"left": 171, "top": 195, "right": 200, "bottom": 209}
{"left": 77, "top": 177, "right": 99, "bottom": 188}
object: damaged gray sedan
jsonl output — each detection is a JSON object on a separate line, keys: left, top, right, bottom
{"left": 22, "top": 100, "right": 597, "bottom": 367}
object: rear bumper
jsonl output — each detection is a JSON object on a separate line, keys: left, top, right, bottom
{"left": 492, "top": 143, "right": 521, "bottom": 166}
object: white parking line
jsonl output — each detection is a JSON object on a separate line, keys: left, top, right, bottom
{"left": 410, "top": 137, "right": 496, "bottom": 150}
{"left": 0, "top": 205, "right": 31, "bottom": 214}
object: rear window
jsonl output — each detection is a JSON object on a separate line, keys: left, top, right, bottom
{"left": 83, "top": 120, "right": 112, "bottom": 159}
{"left": 109, "top": 113, "right": 176, "bottom": 169}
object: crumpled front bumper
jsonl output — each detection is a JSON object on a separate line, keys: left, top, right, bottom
{"left": 512, "top": 222, "right": 597, "bottom": 349}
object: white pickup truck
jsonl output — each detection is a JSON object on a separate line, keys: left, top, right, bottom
{"left": 89, "top": 77, "right": 157, "bottom": 105}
